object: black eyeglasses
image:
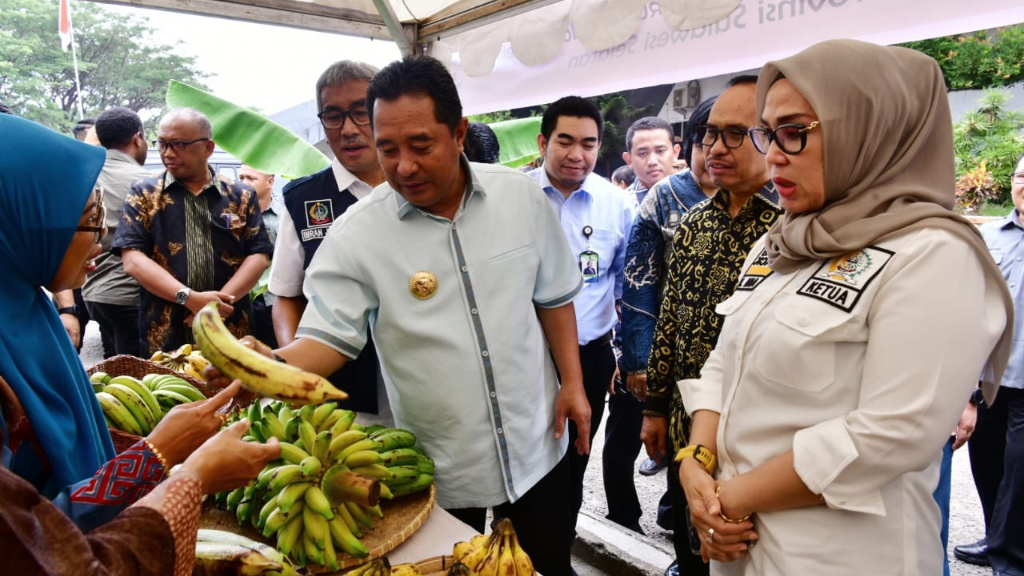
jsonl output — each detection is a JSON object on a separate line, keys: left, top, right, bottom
{"left": 699, "top": 125, "right": 750, "bottom": 150}
{"left": 748, "top": 122, "right": 821, "bottom": 155}
{"left": 1013, "top": 172, "right": 1024, "bottom": 185}
{"left": 153, "top": 138, "right": 210, "bottom": 152}
{"left": 76, "top": 188, "right": 107, "bottom": 243}
{"left": 318, "top": 106, "right": 370, "bottom": 130}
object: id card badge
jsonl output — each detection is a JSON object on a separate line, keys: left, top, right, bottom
{"left": 580, "top": 250, "right": 599, "bottom": 283}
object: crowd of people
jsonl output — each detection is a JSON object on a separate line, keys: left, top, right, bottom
{"left": 1, "top": 37, "right": 1022, "bottom": 576}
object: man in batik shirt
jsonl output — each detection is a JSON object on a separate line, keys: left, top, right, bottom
{"left": 112, "top": 108, "right": 272, "bottom": 355}
{"left": 643, "top": 77, "right": 780, "bottom": 576}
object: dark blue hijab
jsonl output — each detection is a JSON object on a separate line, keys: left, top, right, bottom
{"left": 0, "top": 115, "right": 114, "bottom": 496}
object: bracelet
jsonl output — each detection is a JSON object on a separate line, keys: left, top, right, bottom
{"left": 715, "top": 485, "right": 751, "bottom": 523}
{"left": 144, "top": 438, "right": 170, "bottom": 472}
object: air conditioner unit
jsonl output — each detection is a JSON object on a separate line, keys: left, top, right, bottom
{"left": 672, "top": 88, "right": 685, "bottom": 110}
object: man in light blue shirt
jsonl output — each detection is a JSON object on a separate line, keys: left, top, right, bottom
{"left": 268, "top": 56, "right": 591, "bottom": 576}
{"left": 529, "top": 96, "right": 636, "bottom": 538}
{"left": 961, "top": 153, "right": 1024, "bottom": 576}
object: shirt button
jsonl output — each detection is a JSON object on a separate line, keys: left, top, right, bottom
{"left": 1016, "top": 257, "right": 1021, "bottom": 262}
{"left": 482, "top": 350, "right": 489, "bottom": 357}
{"left": 471, "top": 308, "right": 478, "bottom": 315}
{"left": 1011, "top": 282, "right": 1017, "bottom": 288}
{"left": 489, "top": 391, "right": 496, "bottom": 398}
{"left": 497, "top": 427, "right": 504, "bottom": 435}
{"left": 461, "top": 265, "right": 468, "bottom": 272}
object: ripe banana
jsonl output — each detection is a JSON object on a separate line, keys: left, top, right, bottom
{"left": 193, "top": 542, "right": 282, "bottom": 576}
{"left": 335, "top": 439, "right": 382, "bottom": 464}
{"left": 447, "top": 561, "right": 476, "bottom": 576}
{"left": 304, "top": 485, "right": 334, "bottom": 520}
{"left": 299, "top": 456, "right": 323, "bottom": 479}
{"left": 496, "top": 533, "right": 516, "bottom": 576}
{"left": 310, "top": 401, "right": 337, "bottom": 428}
{"left": 278, "top": 442, "right": 311, "bottom": 465}
{"left": 327, "top": 430, "right": 368, "bottom": 461}
{"left": 192, "top": 302, "right": 348, "bottom": 403}
{"left": 328, "top": 515, "right": 370, "bottom": 558}
{"left": 510, "top": 531, "right": 535, "bottom": 576}
{"left": 391, "top": 563, "right": 423, "bottom": 576}
{"left": 343, "top": 449, "right": 382, "bottom": 468}
{"left": 103, "top": 383, "right": 156, "bottom": 435}
{"left": 107, "top": 376, "right": 163, "bottom": 421}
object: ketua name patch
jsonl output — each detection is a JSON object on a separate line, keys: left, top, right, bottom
{"left": 797, "top": 246, "right": 894, "bottom": 311}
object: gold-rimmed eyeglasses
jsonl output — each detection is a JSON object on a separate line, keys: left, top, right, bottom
{"left": 76, "top": 187, "right": 107, "bottom": 243}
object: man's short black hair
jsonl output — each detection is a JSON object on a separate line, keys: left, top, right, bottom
{"left": 625, "top": 116, "right": 674, "bottom": 153}
{"left": 366, "top": 55, "right": 462, "bottom": 135}
{"left": 682, "top": 95, "right": 717, "bottom": 163}
{"left": 540, "top": 96, "right": 603, "bottom": 142}
{"left": 612, "top": 165, "right": 636, "bottom": 187}
{"left": 726, "top": 75, "right": 759, "bottom": 88}
{"left": 73, "top": 117, "right": 96, "bottom": 139}
{"left": 95, "top": 107, "right": 144, "bottom": 149}
{"left": 464, "top": 122, "right": 500, "bottom": 164}
{"left": 0, "top": 101, "right": 12, "bottom": 115}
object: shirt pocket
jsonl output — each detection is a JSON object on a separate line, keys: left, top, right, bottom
{"left": 754, "top": 301, "right": 860, "bottom": 392}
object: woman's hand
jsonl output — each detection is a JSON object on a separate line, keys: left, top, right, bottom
{"left": 145, "top": 380, "right": 241, "bottom": 468}
{"left": 679, "top": 459, "right": 756, "bottom": 563}
{"left": 178, "top": 420, "right": 281, "bottom": 494}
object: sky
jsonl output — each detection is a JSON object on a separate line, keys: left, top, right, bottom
{"left": 104, "top": 4, "right": 403, "bottom": 115}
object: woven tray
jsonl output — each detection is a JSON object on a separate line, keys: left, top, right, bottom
{"left": 200, "top": 484, "right": 436, "bottom": 573}
{"left": 86, "top": 354, "right": 255, "bottom": 452}
{"left": 412, "top": 555, "right": 457, "bottom": 575}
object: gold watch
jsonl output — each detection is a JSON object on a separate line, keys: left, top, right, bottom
{"left": 675, "top": 444, "right": 717, "bottom": 474}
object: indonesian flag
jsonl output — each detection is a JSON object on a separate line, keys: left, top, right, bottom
{"left": 58, "top": 0, "right": 72, "bottom": 52}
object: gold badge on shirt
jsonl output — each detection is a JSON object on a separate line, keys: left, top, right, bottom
{"left": 409, "top": 271, "right": 438, "bottom": 300}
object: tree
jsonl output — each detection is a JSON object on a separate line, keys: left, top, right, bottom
{"left": 0, "top": 0, "right": 208, "bottom": 134}
{"left": 953, "top": 89, "right": 1024, "bottom": 210}
{"left": 593, "top": 94, "right": 653, "bottom": 176}
{"left": 901, "top": 25, "right": 1024, "bottom": 90}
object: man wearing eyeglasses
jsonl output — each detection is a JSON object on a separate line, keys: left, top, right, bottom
{"left": 644, "top": 76, "right": 779, "bottom": 576}
{"left": 267, "top": 60, "right": 387, "bottom": 417}
{"left": 111, "top": 107, "right": 272, "bottom": 356}
{"left": 957, "top": 154, "right": 1024, "bottom": 575}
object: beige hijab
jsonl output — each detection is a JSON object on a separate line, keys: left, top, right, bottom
{"left": 758, "top": 39, "right": 1012, "bottom": 400}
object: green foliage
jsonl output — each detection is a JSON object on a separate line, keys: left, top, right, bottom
{"left": 468, "top": 110, "right": 513, "bottom": 124}
{"left": 0, "top": 0, "right": 208, "bottom": 134}
{"left": 592, "top": 94, "right": 653, "bottom": 176}
{"left": 953, "top": 90, "right": 1024, "bottom": 209}
{"left": 901, "top": 25, "right": 1024, "bottom": 90}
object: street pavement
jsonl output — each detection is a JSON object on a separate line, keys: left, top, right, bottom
{"left": 79, "top": 323, "right": 992, "bottom": 575}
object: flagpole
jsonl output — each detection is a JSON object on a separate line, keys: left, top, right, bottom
{"left": 68, "top": 4, "right": 84, "bottom": 120}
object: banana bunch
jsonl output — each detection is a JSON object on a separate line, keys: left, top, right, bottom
{"left": 390, "top": 562, "right": 423, "bottom": 575}
{"left": 191, "top": 302, "right": 349, "bottom": 404}
{"left": 90, "top": 372, "right": 205, "bottom": 436}
{"left": 149, "top": 343, "right": 210, "bottom": 381}
{"left": 450, "top": 518, "right": 535, "bottom": 576}
{"left": 347, "top": 558, "right": 391, "bottom": 576}
{"left": 213, "top": 399, "right": 435, "bottom": 571}
{"left": 195, "top": 528, "right": 299, "bottom": 576}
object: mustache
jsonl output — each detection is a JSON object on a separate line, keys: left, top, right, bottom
{"left": 341, "top": 137, "right": 368, "bottom": 147}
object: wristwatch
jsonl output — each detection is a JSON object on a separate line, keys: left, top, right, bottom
{"left": 57, "top": 305, "right": 78, "bottom": 316}
{"left": 675, "top": 444, "right": 717, "bottom": 474}
{"left": 969, "top": 387, "right": 985, "bottom": 407}
{"left": 175, "top": 287, "right": 192, "bottom": 306}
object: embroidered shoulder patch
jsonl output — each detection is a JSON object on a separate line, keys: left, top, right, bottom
{"left": 305, "top": 199, "right": 334, "bottom": 228}
{"left": 736, "top": 248, "right": 773, "bottom": 291}
{"left": 797, "top": 246, "right": 894, "bottom": 311}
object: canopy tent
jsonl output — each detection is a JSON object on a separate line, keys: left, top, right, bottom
{"left": 92, "top": 0, "right": 1024, "bottom": 114}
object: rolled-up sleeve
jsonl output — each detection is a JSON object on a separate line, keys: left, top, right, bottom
{"left": 792, "top": 234, "right": 1004, "bottom": 514}
{"left": 268, "top": 211, "right": 305, "bottom": 298}
{"left": 531, "top": 185, "right": 583, "bottom": 308}
{"left": 110, "top": 184, "right": 153, "bottom": 256}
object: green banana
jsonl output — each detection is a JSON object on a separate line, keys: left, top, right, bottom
{"left": 151, "top": 388, "right": 193, "bottom": 407}
{"left": 298, "top": 456, "right": 322, "bottom": 479}
{"left": 277, "top": 482, "right": 312, "bottom": 514}
{"left": 263, "top": 411, "right": 288, "bottom": 441}
{"left": 328, "top": 514, "right": 370, "bottom": 557}
{"left": 322, "top": 530, "right": 339, "bottom": 571}
{"left": 106, "top": 376, "right": 163, "bottom": 422}
{"left": 378, "top": 447, "right": 420, "bottom": 467}
{"left": 257, "top": 492, "right": 280, "bottom": 532}
{"left": 226, "top": 486, "right": 245, "bottom": 511}
{"left": 384, "top": 465, "right": 421, "bottom": 485}
{"left": 194, "top": 542, "right": 282, "bottom": 575}
{"left": 318, "top": 407, "right": 345, "bottom": 433}
{"left": 310, "top": 401, "right": 337, "bottom": 428}
{"left": 327, "top": 430, "right": 368, "bottom": 461}
{"left": 363, "top": 503, "right": 383, "bottom": 519}
{"left": 277, "top": 403, "right": 294, "bottom": 425}
{"left": 269, "top": 464, "right": 304, "bottom": 492}
{"left": 303, "top": 501, "right": 329, "bottom": 549}
{"left": 335, "top": 439, "right": 382, "bottom": 464}
{"left": 369, "top": 428, "right": 417, "bottom": 451}
{"left": 304, "top": 485, "right": 334, "bottom": 520}
{"left": 390, "top": 473, "right": 435, "bottom": 497}
{"left": 345, "top": 500, "right": 374, "bottom": 529}
{"left": 312, "top": 430, "right": 331, "bottom": 464}
{"left": 103, "top": 384, "right": 156, "bottom": 434}
{"left": 192, "top": 302, "right": 349, "bottom": 404}
{"left": 351, "top": 463, "right": 396, "bottom": 481}
{"left": 156, "top": 383, "right": 206, "bottom": 403}
{"left": 378, "top": 483, "right": 394, "bottom": 500}
{"left": 328, "top": 410, "right": 357, "bottom": 435}
{"left": 303, "top": 529, "right": 325, "bottom": 566}
{"left": 90, "top": 371, "right": 110, "bottom": 384}
{"left": 236, "top": 499, "right": 253, "bottom": 525}
{"left": 256, "top": 463, "right": 285, "bottom": 491}
{"left": 276, "top": 511, "right": 304, "bottom": 557}
{"left": 334, "top": 499, "right": 363, "bottom": 537}
{"left": 416, "top": 455, "right": 436, "bottom": 475}
{"left": 95, "top": 391, "right": 143, "bottom": 435}
{"left": 344, "top": 449, "right": 382, "bottom": 468}
{"left": 278, "top": 442, "right": 311, "bottom": 465}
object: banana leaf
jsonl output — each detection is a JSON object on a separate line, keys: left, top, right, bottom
{"left": 166, "top": 80, "right": 330, "bottom": 180}
{"left": 490, "top": 116, "right": 542, "bottom": 169}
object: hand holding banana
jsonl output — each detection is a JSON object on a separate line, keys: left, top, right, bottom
{"left": 178, "top": 418, "right": 281, "bottom": 495}
{"left": 145, "top": 379, "right": 242, "bottom": 468}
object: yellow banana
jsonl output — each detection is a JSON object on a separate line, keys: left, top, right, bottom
{"left": 103, "top": 384, "right": 156, "bottom": 434}
{"left": 277, "top": 482, "right": 312, "bottom": 514}
{"left": 328, "top": 515, "right": 370, "bottom": 558}
{"left": 177, "top": 343, "right": 193, "bottom": 355}
{"left": 194, "top": 542, "right": 281, "bottom": 575}
{"left": 303, "top": 502, "right": 329, "bottom": 549}
{"left": 322, "top": 531, "right": 339, "bottom": 571}
{"left": 457, "top": 544, "right": 489, "bottom": 571}
{"left": 343, "top": 449, "right": 382, "bottom": 468}
{"left": 496, "top": 534, "right": 516, "bottom": 576}
{"left": 335, "top": 439, "right": 382, "bottom": 464}
{"left": 310, "top": 401, "right": 337, "bottom": 428}
{"left": 182, "top": 363, "right": 205, "bottom": 381}
{"left": 334, "top": 498, "right": 363, "bottom": 537}
{"left": 304, "top": 485, "right": 334, "bottom": 520}
{"left": 453, "top": 540, "right": 473, "bottom": 560}
{"left": 510, "top": 532, "right": 535, "bottom": 576}
{"left": 299, "top": 455, "right": 323, "bottom": 479}
{"left": 106, "top": 376, "right": 162, "bottom": 422}
{"left": 391, "top": 563, "right": 423, "bottom": 576}
{"left": 303, "top": 529, "right": 325, "bottom": 566}
{"left": 475, "top": 541, "right": 502, "bottom": 576}
{"left": 278, "top": 442, "right": 311, "bottom": 465}
{"left": 95, "top": 391, "right": 143, "bottom": 435}
{"left": 327, "top": 430, "right": 368, "bottom": 461}
{"left": 191, "top": 302, "right": 348, "bottom": 403}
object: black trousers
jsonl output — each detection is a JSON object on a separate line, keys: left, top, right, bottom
{"left": 445, "top": 455, "right": 574, "bottom": 576}
{"left": 969, "top": 387, "right": 1024, "bottom": 574}
{"left": 567, "top": 334, "right": 616, "bottom": 534}
{"left": 602, "top": 388, "right": 644, "bottom": 532}
{"left": 251, "top": 294, "right": 279, "bottom": 349}
{"left": 85, "top": 301, "right": 140, "bottom": 358}
{"left": 667, "top": 461, "right": 711, "bottom": 576}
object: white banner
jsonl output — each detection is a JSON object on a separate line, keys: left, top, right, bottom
{"left": 450, "top": 0, "right": 1024, "bottom": 115}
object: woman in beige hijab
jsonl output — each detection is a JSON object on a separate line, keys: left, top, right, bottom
{"left": 675, "top": 39, "right": 1013, "bottom": 576}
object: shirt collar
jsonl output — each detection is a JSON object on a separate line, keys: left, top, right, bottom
{"left": 395, "top": 154, "right": 483, "bottom": 220}
{"left": 164, "top": 166, "right": 219, "bottom": 195}
{"left": 710, "top": 181, "right": 780, "bottom": 213}
{"left": 998, "top": 210, "right": 1024, "bottom": 230}
{"left": 534, "top": 167, "right": 602, "bottom": 201}
{"left": 105, "top": 148, "right": 141, "bottom": 166}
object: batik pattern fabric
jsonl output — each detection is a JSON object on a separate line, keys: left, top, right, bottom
{"left": 645, "top": 185, "right": 780, "bottom": 451}
{"left": 620, "top": 170, "right": 712, "bottom": 375}
{"left": 112, "top": 170, "right": 273, "bottom": 355}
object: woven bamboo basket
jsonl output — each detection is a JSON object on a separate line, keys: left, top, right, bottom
{"left": 411, "top": 555, "right": 457, "bottom": 575}
{"left": 86, "top": 354, "right": 254, "bottom": 452}
{"left": 199, "top": 485, "right": 437, "bottom": 574}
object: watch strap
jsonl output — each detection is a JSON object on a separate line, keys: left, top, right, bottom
{"left": 675, "top": 444, "right": 717, "bottom": 474}
{"left": 57, "top": 306, "right": 78, "bottom": 315}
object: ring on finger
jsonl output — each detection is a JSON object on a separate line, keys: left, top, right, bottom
{"left": 706, "top": 527, "right": 715, "bottom": 543}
